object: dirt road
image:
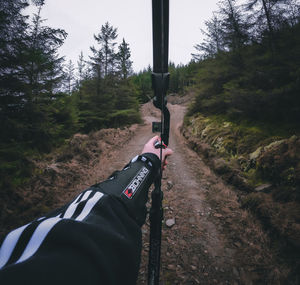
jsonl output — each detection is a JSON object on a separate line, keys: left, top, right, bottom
{"left": 4, "top": 99, "right": 279, "bottom": 284}
{"left": 91, "top": 101, "right": 277, "bottom": 284}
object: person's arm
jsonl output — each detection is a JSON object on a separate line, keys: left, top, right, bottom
{"left": 0, "top": 136, "right": 172, "bottom": 285}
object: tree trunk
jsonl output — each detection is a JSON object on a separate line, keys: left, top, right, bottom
{"left": 261, "top": 0, "right": 273, "bottom": 34}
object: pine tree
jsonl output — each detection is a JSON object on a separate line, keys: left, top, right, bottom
{"left": 0, "top": 0, "right": 29, "bottom": 116}
{"left": 77, "top": 52, "right": 85, "bottom": 86}
{"left": 23, "top": 0, "right": 67, "bottom": 102}
{"left": 192, "top": 14, "right": 224, "bottom": 60}
{"left": 243, "top": 0, "right": 298, "bottom": 42}
{"left": 193, "top": 0, "right": 249, "bottom": 60}
{"left": 0, "top": 0, "right": 76, "bottom": 194}
{"left": 93, "top": 22, "right": 118, "bottom": 77}
{"left": 131, "top": 67, "right": 152, "bottom": 103}
{"left": 89, "top": 46, "right": 104, "bottom": 96}
{"left": 116, "top": 38, "right": 133, "bottom": 80}
{"left": 244, "top": 0, "right": 275, "bottom": 37}
{"left": 65, "top": 60, "right": 75, "bottom": 95}
{"left": 218, "top": 0, "right": 249, "bottom": 52}
{"left": 18, "top": 0, "right": 67, "bottom": 150}
{"left": 76, "top": 51, "right": 86, "bottom": 99}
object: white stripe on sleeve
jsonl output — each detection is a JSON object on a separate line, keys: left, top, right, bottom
{"left": 0, "top": 223, "right": 30, "bottom": 269}
{"left": 131, "top": 155, "right": 138, "bottom": 163}
{"left": 80, "top": 190, "right": 93, "bottom": 202}
{"left": 16, "top": 217, "right": 61, "bottom": 264}
{"left": 63, "top": 190, "right": 92, "bottom": 219}
{"left": 75, "top": 192, "right": 104, "bottom": 221}
{"left": 1, "top": 191, "right": 104, "bottom": 266}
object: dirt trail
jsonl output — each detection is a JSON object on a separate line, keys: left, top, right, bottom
{"left": 2, "top": 99, "right": 278, "bottom": 284}
{"left": 98, "top": 101, "right": 276, "bottom": 284}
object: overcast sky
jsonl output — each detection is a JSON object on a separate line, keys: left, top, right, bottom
{"left": 27, "top": 0, "right": 220, "bottom": 72}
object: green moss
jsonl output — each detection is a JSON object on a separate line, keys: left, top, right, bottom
{"left": 243, "top": 168, "right": 266, "bottom": 187}
{"left": 186, "top": 112, "right": 300, "bottom": 194}
{"left": 281, "top": 167, "right": 296, "bottom": 186}
{"left": 186, "top": 112, "right": 296, "bottom": 158}
{"left": 189, "top": 114, "right": 268, "bottom": 158}
{"left": 183, "top": 115, "right": 191, "bottom": 127}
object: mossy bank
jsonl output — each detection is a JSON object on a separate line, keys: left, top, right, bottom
{"left": 182, "top": 113, "right": 300, "bottom": 277}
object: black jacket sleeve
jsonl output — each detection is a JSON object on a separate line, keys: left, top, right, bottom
{"left": 0, "top": 153, "right": 160, "bottom": 285}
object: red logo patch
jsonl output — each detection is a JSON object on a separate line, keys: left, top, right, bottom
{"left": 124, "top": 189, "right": 133, "bottom": 198}
{"left": 122, "top": 167, "right": 149, "bottom": 199}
